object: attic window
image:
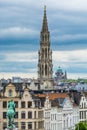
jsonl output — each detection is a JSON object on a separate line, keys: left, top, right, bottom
{"left": 8, "top": 89, "right": 12, "bottom": 97}
{"left": 28, "top": 101, "right": 32, "bottom": 108}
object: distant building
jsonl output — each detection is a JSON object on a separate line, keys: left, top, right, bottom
{"left": 54, "top": 66, "right": 67, "bottom": 84}
{"left": 38, "top": 6, "right": 53, "bottom": 89}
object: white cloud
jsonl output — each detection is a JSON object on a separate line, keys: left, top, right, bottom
{"left": 53, "top": 49, "right": 87, "bottom": 72}
{"left": 0, "top": 27, "right": 39, "bottom": 38}
{"left": 1, "top": 49, "right": 87, "bottom": 67}
{"left": 1, "top": 0, "right": 87, "bottom": 11}
{"left": 0, "top": 50, "right": 87, "bottom": 79}
{"left": 1, "top": 52, "right": 38, "bottom": 62}
{"left": 53, "top": 50, "right": 87, "bottom": 63}
{"left": 52, "top": 34, "right": 87, "bottom": 42}
{"left": 46, "top": 0, "right": 87, "bottom": 11}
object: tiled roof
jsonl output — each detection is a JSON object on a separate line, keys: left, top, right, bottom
{"left": 36, "top": 93, "right": 68, "bottom": 100}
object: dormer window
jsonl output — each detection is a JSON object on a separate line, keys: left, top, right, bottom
{"left": 8, "top": 89, "right": 12, "bottom": 97}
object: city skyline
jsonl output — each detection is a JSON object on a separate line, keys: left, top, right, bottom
{"left": 0, "top": 0, "right": 87, "bottom": 79}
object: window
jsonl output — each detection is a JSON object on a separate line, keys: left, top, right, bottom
{"left": 45, "top": 35, "right": 47, "bottom": 41}
{"left": 42, "top": 48, "right": 44, "bottom": 58}
{"left": 21, "top": 112, "right": 25, "bottom": 119}
{"left": 45, "top": 48, "right": 47, "bottom": 58}
{"left": 82, "top": 103, "right": 83, "bottom": 108}
{"left": 45, "top": 64, "right": 47, "bottom": 76}
{"left": 55, "top": 114, "right": 56, "bottom": 120}
{"left": 34, "top": 122, "right": 36, "bottom": 129}
{"left": 21, "top": 122, "right": 25, "bottom": 130}
{"left": 3, "top": 101, "right": 7, "bottom": 108}
{"left": 8, "top": 89, "right": 12, "bottom": 97}
{"left": 38, "top": 111, "right": 43, "bottom": 118}
{"left": 15, "top": 112, "right": 18, "bottom": 119}
{"left": 3, "top": 122, "right": 7, "bottom": 129}
{"left": 15, "top": 122, "right": 18, "bottom": 128}
{"left": 3, "top": 112, "right": 6, "bottom": 119}
{"left": 28, "top": 101, "right": 32, "bottom": 108}
{"left": 80, "top": 111, "right": 81, "bottom": 119}
{"left": 38, "top": 121, "right": 43, "bottom": 129}
{"left": 45, "top": 112, "right": 50, "bottom": 118}
{"left": 21, "top": 101, "right": 25, "bottom": 108}
{"left": 34, "top": 111, "right": 36, "bottom": 119}
{"left": 35, "top": 100, "right": 41, "bottom": 108}
{"left": 28, "top": 122, "right": 32, "bottom": 129}
{"left": 28, "top": 111, "right": 32, "bottom": 119}
{"left": 14, "top": 101, "right": 18, "bottom": 108}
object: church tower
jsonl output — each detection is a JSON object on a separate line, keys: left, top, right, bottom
{"left": 38, "top": 6, "right": 53, "bottom": 89}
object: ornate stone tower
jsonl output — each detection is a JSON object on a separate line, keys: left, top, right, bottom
{"left": 38, "top": 6, "right": 53, "bottom": 89}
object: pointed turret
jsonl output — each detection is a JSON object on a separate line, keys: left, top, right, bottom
{"left": 41, "top": 5, "right": 48, "bottom": 32}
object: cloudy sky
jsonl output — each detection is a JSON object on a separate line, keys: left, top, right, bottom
{"left": 0, "top": 0, "right": 87, "bottom": 79}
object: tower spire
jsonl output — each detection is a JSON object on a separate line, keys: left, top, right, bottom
{"left": 44, "top": 5, "right": 46, "bottom": 10}
{"left": 42, "top": 5, "right": 48, "bottom": 32}
{"left": 38, "top": 6, "right": 53, "bottom": 89}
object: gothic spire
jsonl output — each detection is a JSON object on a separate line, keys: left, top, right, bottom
{"left": 41, "top": 5, "right": 48, "bottom": 32}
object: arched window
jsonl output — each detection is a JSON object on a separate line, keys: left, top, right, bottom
{"left": 21, "top": 111, "right": 25, "bottom": 119}
{"left": 45, "top": 64, "right": 47, "bottom": 76}
{"left": 42, "top": 65, "right": 44, "bottom": 75}
{"left": 45, "top": 48, "right": 47, "bottom": 58}
{"left": 45, "top": 35, "right": 47, "bottom": 41}
{"left": 42, "top": 35, "right": 44, "bottom": 41}
{"left": 42, "top": 49, "right": 44, "bottom": 58}
{"left": 8, "top": 89, "right": 12, "bottom": 97}
{"left": 82, "top": 102, "right": 83, "bottom": 108}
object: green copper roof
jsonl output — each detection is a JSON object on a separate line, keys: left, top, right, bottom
{"left": 57, "top": 66, "right": 62, "bottom": 73}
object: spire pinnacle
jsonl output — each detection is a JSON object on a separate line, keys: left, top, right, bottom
{"left": 41, "top": 5, "right": 48, "bottom": 32}
{"left": 44, "top": 5, "right": 46, "bottom": 11}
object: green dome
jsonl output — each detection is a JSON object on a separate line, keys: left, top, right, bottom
{"left": 57, "top": 66, "right": 62, "bottom": 73}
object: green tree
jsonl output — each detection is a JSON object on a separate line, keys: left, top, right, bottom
{"left": 75, "top": 122, "right": 87, "bottom": 130}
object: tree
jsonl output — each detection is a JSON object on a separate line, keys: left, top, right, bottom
{"left": 75, "top": 122, "right": 87, "bottom": 130}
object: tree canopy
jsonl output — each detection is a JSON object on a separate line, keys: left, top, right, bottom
{"left": 75, "top": 122, "right": 87, "bottom": 130}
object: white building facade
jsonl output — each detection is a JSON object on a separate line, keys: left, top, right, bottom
{"left": 79, "top": 93, "right": 87, "bottom": 122}
{"left": 42, "top": 93, "right": 79, "bottom": 130}
{"left": 44, "top": 96, "right": 51, "bottom": 130}
{"left": 50, "top": 107, "right": 62, "bottom": 130}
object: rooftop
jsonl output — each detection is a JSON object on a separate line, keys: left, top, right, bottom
{"left": 36, "top": 93, "right": 68, "bottom": 100}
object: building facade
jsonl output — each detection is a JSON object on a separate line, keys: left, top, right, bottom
{"left": 44, "top": 96, "right": 51, "bottom": 130}
{"left": 38, "top": 6, "right": 53, "bottom": 89}
{"left": 54, "top": 66, "right": 67, "bottom": 83}
{"left": 37, "top": 93, "right": 79, "bottom": 130}
{"left": 0, "top": 83, "right": 44, "bottom": 130}
{"left": 79, "top": 92, "right": 87, "bottom": 122}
